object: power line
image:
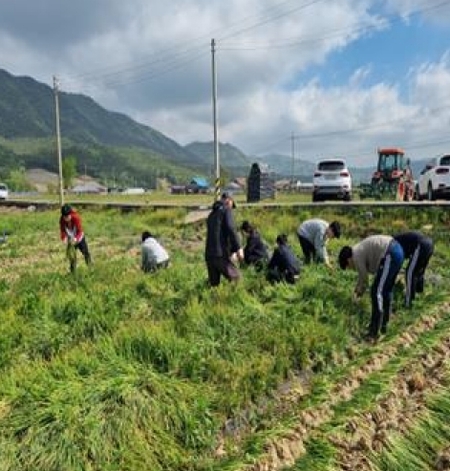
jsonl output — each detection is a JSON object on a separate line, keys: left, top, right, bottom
{"left": 249, "top": 99, "right": 450, "bottom": 156}
{"left": 219, "top": 0, "right": 450, "bottom": 50}
{"left": 218, "top": 0, "right": 327, "bottom": 42}
{"left": 60, "top": 0, "right": 323, "bottom": 89}
{"left": 59, "top": 0, "right": 450, "bottom": 91}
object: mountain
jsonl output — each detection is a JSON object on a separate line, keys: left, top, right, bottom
{"left": 0, "top": 68, "right": 212, "bottom": 187}
{"left": 0, "top": 69, "right": 197, "bottom": 159}
{"left": 1, "top": 68, "right": 430, "bottom": 190}
{"left": 184, "top": 141, "right": 251, "bottom": 175}
{"left": 254, "top": 153, "right": 317, "bottom": 180}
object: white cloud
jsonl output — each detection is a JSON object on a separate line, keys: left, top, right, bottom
{"left": 1, "top": 0, "right": 450, "bottom": 167}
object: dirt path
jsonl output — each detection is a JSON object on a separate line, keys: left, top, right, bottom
{"left": 238, "top": 303, "right": 450, "bottom": 471}
{"left": 183, "top": 209, "right": 210, "bottom": 225}
{"left": 332, "top": 335, "right": 450, "bottom": 470}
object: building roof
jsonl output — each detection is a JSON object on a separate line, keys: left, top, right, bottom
{"left": 190, "top": 177, "right": 209, "bottom": 188}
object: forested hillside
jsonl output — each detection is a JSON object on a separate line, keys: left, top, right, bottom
{"left": 0, "top": 69, "right": 212, "bottom": 187}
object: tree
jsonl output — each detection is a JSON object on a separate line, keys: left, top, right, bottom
{"left": 62, "top": 156, "right": 77, "bottom": 189}
{"left": 6, "top": 167, "right": 34, "bottom": 192}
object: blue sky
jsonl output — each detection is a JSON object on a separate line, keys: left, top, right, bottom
{"left": 315, "top": 17, "right": 449, "bottom": 91}
{"left": 0, "top": 0, "right": 449, "bottom": 167}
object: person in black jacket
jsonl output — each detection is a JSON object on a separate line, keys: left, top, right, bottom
{"left": 267, "top": 234, "right": 301, "bottom": 284}
{"left": 240, "top": 221, "right": 269, "bottom": 270}
{"left": 204, "top": 192, "right": 243, "bottom": 287}
{"left": 394, "top": 231, "right": 434, "bottom": 307}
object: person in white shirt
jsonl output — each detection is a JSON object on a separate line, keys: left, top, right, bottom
{"left": 297, "top": 218, "right": 341, "bottom": 267}
{"left": 141, "top": 231, "right": 170, "bottom": 273}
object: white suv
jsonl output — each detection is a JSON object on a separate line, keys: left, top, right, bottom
{"left": 0, "top": 183, "right": 8, "bottom": 200}
{"left": 416, "top": 154, "right": 450, "bottom": 200}
{"left": 312, "top": 159, "right": 352, "bottom": 202}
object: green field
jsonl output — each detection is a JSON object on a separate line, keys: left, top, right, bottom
{"left": 0, "top": 204, "right": 449, "bottom": 471}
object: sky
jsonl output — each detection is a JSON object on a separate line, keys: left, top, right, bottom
{"left": 1, "top": 0, "right": 450, "bottom": 167}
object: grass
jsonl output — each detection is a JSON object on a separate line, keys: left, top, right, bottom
{"left": 0, "top": 204, "right": 449, "bottom": 470}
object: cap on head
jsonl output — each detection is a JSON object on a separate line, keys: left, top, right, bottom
{"left": 61, "top": 204, "right": 72, "bottom": 216}
{"left": 329, "top": 221, "right": 341, "bottom": 239}
{"left": 221, "top": 191, "right": 236, "bottom": 208}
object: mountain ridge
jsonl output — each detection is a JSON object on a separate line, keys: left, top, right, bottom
{"left": 0, "top": 68, "right": 430, "bottom": 189}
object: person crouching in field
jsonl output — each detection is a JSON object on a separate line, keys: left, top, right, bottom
{"left": 394, "top": 231, "right": 434, "bottom": 308}
{"left": 141, "top": 231, "right": 170, "bottom": 273}
{"left": 240, "top": 220, "right": 269, "bottom": 270}
{"left": 338, "top": 235, "right": 404, "bottom": 342}
{"left": 296, "top": 218, "right": 341, "bottom": 269}
{"left": 267, "top": 234, "right": 301, "bottom": 284}
{"left": 59, "top": 204, "right": 92, "bottom": 273}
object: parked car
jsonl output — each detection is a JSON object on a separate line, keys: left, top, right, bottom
{"left": 312, "top": 159, "right": 352, "bottom": 202}
{"left": 416, "top": 154, "right": 450, "bottom": 200}
{"left": 0, "top": 183, "right": 9, "bottom": 200}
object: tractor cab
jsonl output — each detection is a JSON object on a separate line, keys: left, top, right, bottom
{"left": 372, "top": 148, "right": 407, "bottom": 183}
{"left": 360, "top": 147, "right": 414, "bottom": 200}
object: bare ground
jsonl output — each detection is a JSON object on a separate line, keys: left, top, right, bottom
{"left": 237, "top": 303, "right": 450, "bottom": 471}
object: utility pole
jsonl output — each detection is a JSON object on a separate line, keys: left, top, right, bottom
{"left": 53, "top": 76, "right": 64, "bottom": 206}
{"left": 290, "top": 132, "right": 300, "bottom": 188}
{"left": 211, "top": 38, "right": 220, "bottom": 201}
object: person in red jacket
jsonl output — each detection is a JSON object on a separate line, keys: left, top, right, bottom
{"left": 59, "top": 204, "right": 91, "bottom": 272}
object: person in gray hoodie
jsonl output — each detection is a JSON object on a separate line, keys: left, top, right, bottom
{"left": 338, "top": 235, "right": 404, "bottom": 341}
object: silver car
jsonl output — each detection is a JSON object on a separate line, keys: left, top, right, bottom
{"left": 312, "top": 159, "right": 352, "bottom": 202}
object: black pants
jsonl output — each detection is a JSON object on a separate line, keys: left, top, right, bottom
{"left": 405, "top": 240, "right": 433, "bottom": 307}
{"left": 143, "top": 259, "right": 170, "bottom": 273}
{"left": 368, "top": 241, "right": 404, "bottom": 337}
{"left": 206, "top": 257, "right": 240, "bottom": 287}
{"left": 297, "top": 235, "right": 315, "bottom": 264}
{"left": 266, "top": 267, "right": 297, "bottom": 284}
{"left": 68, "top": 237, "right": 91, "bottom": 272}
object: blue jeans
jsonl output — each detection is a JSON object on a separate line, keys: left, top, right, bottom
{"left": 369, "top": 241, "right": 404, "bottom": 337}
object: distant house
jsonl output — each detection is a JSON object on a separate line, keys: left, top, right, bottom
{"left": 185, "top": 176, "right": 210, "bottom": 194}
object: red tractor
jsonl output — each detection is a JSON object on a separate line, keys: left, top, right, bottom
{"left": 360, "top": 147, "right": 414, "bottom": 200}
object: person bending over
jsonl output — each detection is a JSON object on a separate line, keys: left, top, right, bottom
{"left": 394, "top": 231, "right": 433, "bottom": 307}
{"left": 240, "top": 220, "right": 269, "bottom": 270}
{"left": 297, "top": 218, "right": 341, "bottom": 268}
{"left": 141, "top": 231, "right": 170, "bottom": 273}
{"left": 59, "top": 204, "right": 91, "bottom": 273}
{"left": 267, "top": 234, "right": 300, "bottom": 284}
{"left": 338, "top": 235, "right": 404, "bottom": 341}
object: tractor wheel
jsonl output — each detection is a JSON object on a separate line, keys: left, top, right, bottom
{"left": 414, "top": 184, "right": 421, "bottom": 201}
{"left": 427, "top": 182, "right": 434, "bottom": 201}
